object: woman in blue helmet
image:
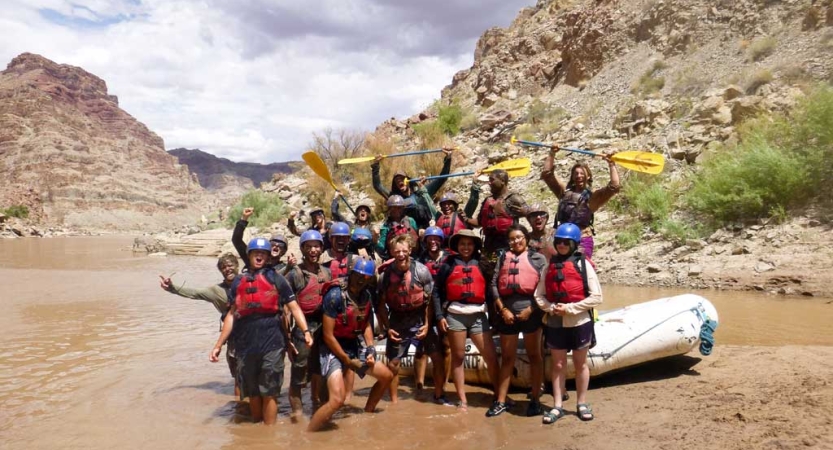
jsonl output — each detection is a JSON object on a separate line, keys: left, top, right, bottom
{"left": 534, "top": 223, "right": 602, "bottom": 424}
{"left": 209, "top": 237, "right": 313, "bottom": 425}
{"left": 308, "top": 257, "right": 393, "bottom": 431}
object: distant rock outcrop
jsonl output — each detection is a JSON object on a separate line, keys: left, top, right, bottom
{"left": 168, "top": 148, "right": 295, "bottom": 190}
{"left": 0, "top": 53, "right": 204, "bottom": 230}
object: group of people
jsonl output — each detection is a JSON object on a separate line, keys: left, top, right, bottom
{"left": 160, "top": 145, "right": 621, "bottom": 430}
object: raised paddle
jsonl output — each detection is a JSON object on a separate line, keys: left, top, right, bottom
{"left": 337, "top": 148, "right": 447, "bottom": 165}
{"left": 302, "top": 151, "right": 357, "bottom": 216}
{"left": 510, "top": 136, "right": 665, "bottom": 175}
{"left": 406, "top": 158, "right": 531, "bottom": 183}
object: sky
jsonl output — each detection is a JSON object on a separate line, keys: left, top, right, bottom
{"left": 1, "top": 0, "right": 534, "bottom": 163}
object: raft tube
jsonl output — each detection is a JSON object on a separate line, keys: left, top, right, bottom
{"left": 376, "top": 294, "right": 719, "bottom": 388}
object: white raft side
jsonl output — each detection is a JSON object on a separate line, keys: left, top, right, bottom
{"left": 375, "top": 294, "right": 718, "bottom": 388}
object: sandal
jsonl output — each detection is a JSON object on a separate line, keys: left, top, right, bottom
{"left": 542, "top": 407, "right": 565, "bottom": 424}
{"left": 577, "top": 403, "right": 594, "bottom": 421}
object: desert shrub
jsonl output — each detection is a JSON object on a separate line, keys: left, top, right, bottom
{"left": 615, "top": 222, "right": 643, "bottom": 249}
{"left": 672, "top": 65, "right": 710, "bottom": 96}
{"left": 632, "top": 60, "right": 667, "bottom": 97}
{"left": 748, "top": 36, "right": 777, "bottom": 62}
{"left": 3, "top": 205, "right": 29, "bottom": 219}
{"left": 412, "top": 121, "right": 447, "bottom": 148}
{"left": 744, "top": 69, "right": 773, "bottom": 94}
{"left": 521, "top": 99, "right": 569, "bottom": 137}
{"left": 685, "top": 85, "right": 833, "bottom": 223}
{"left": 460, "top": 108, "right": 479, "bottom": 132}
{"left": 225, "top": 190, "right": 287, "bottom": 229}
{"left": 437, "top": 103, "right": 463, "bottom": 136}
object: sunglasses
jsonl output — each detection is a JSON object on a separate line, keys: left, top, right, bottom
{"left": 554, "top": 238, "right": 573, "bottom": 246}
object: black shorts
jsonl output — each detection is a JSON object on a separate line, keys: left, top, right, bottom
{"left": 386, "top": 325, "right": 441, "bottom": 362}
{"left": 545, "top": 321, "right": 595, "bottom": 351}
{"left": 497, "top": 308, "right": 544, "bottom": 335}
{"left": 237, "top": 348, "right": 285, "bottom": 400}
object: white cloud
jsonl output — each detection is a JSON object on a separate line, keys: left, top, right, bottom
{"left": 1, "top": 0, "right": 534, "bottom": 163}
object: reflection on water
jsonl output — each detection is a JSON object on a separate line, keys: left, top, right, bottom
{"left": 0, "top": 236, "right": 830, "bottom": 449}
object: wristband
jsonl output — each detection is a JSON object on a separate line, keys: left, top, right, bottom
{"left": 303, "top": 329, "right": 312, "bottom": 335}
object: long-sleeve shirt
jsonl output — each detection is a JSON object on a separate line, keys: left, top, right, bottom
{"left": 533, "top": 259, "right": 603, "bottom": 328}
{"left": 375, "top": 216, "right": 418, "bottom": 259}
{"left": 371, "top": 155, "right": 453, "bottom": 228}
{"left": 166, "top": 282, "right": 230, "bottom": 316}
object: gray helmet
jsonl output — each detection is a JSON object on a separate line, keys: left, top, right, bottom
{"left": 386, "top": 195, "right": 407, "bottom": 207}
{"left": 438, "top": 192, "right": 459, "bottom": 208}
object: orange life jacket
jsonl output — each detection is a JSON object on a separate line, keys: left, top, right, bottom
{"left": 445, "top": 260, "right": 486, "bottom": 304}
{"left": 497, "top": 250, "right": 540, "bottom": 297}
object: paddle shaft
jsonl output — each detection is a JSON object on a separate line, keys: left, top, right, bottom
{"left": 386, "top": 148, "right": 444, "bottom": 158}
{"left": 514, "top": 138, "right": 599, "bottom": 157}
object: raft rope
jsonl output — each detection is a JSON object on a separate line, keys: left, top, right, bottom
{"left": 591, "top": 302, "right": 716, "bottom": 361}
{"left": 698, "top": 319, "right": 717, "bottom": 356}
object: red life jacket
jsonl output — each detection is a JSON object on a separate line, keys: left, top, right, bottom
{"left": 544, "top": 254, "right": 591, "bottom": 304}
{"left": 445, "top": 260, "right": 486, "bottom": 304}
{"left": 420, "top": 252, "right": 446, "bottom": 278}
{"left": 497, "top": 251, "right": 540, "bottom": 297}
{"left": 295, "top": 266, "right": 331, "bottom": 316}
{"left": 384, "top": 216, "right": 419, "bottom": 251}
{"left": 382, "top": 264, "right": 425, "bottom": 312}
{"left": 332, "top": 289, "right": 373, "bottom": 339}
{"left": 479, "top": 195, "right": 516, "bottom": 235}
{"left": 326, "top": 253, "right": 353, "bottom": 279}
{"left": 436, "top": 212, "right": 467, "bottom": 244}
{"left": 234, "top": 271, "right": 280, "bottom": 318}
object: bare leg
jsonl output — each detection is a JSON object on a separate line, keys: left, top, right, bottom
{"left": 262, "top": 396, "right": 278, "bottom": 425}
{"left": 249, "top": 396, "right": 263, "bottom": 423}
{"left": 573, "top": 347, "right": 590, "bottom": 413}
{"left": 414, "top": 354, "right": 427, "bottom": 389}
{"left": 429, "top": 351, "right": 446, "bottom": 399}
{"left": 447, "top": 330, "right": 468, "bottom": 406}
{"left": 307, "top": 371, "right": 346, "bottom": 432}
{"left": 387, "top": 359, "right": 401, "bottom": 403}
{"left": 496, "top": 333, "right": 519, "bottom": 403}
{"left": 289, "top": 385, "right": 303, "bottom": 420}
{"left": 343, "top": 369, "right": 355, "bottom": 403}
{"left": 365, "top": 361, "right": 394, "bottom": 412}
{"left": 469, "top": 331, "right": 500, "bottom": 396}
{"left": 310, "top": 374, "right": 322, "bottom": 410}
{"left": 523, "top": 329, "right": 544, "bottom": 402}
{"left": 551, "top": 349, "right": 568, "bottom": 409}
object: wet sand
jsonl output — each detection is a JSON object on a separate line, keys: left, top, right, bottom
{"left": 1, "top": 236, "right": 831, "bottom": 449}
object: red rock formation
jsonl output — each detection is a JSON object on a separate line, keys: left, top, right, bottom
{"left": 0, "top": 53, "right": 204, "bottom": 230}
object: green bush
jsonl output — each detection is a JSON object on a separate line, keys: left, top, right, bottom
{"left": 615, "top": 222, "right": 643, "bottom": 249}
{"left": 225, "top": 190, "right": 287, "bottom": 229}
{"left": 685, "top": 85, "right": 833, "bottom": 224}
{"left": 437, "top": 104, "right": 463, "bottom": 135}
{"left": 622, "top": 175, "right": 674, "bottom": 223}
{"left": 3, "top": 205, "right": 29, "bottom": 219}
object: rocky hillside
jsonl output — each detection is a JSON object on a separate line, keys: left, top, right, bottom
{"left": 168, "top": 148, "right": 295, "bottom": 191}
{"left": 0, "top": 53, "right": 205, "bottom": 231}
{"left": 277, "top": 0, "right": 833, "bottom": 296}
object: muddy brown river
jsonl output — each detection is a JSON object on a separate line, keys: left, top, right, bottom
{"left": 1, "top": 236, "right": 831, "bottom": 449}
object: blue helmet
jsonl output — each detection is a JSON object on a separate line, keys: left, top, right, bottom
{"left": 555, "top": 223, "right": 582, "bottom": 243}
{"left": 351, "top": 257, "right": 376, "bottom": 276}
{"left": 351, "top": 227, "right": 372, "bottom": 243}
{"left": 247, "top": 237, "right": 271, "bottom": 254}
{"left": 423, "top": 226, "right": 445, "bottom": 241}
{"left": 300, "top": 230, "right": 324, "bottom": 246}
{"left": 330, "top": 222, "right": 350, "bottom": 237}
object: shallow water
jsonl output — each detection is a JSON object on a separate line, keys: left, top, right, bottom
{"left": 1, "top": 236, "right": 830, "bottom": 449}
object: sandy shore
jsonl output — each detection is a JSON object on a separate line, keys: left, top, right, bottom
{"left": 512, "top": 345, "right": 833, "bottom": 450}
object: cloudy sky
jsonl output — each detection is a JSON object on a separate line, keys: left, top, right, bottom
{"left": 1, "top": 0, "right": 534, "bottom": 163}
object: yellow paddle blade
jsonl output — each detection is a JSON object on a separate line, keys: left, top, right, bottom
{"left": 337, "top": 155, "right": 377, "bottom": 165}
{"left": 482, "top": 158, "right": 531, "bottom": 177}
{"left": 611, "top": 151, "right": 665, "bottom": 175}
{"left": 302, "top": 151, "right": 339, "bottom": 190}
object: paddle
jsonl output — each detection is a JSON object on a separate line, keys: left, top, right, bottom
{"left": 302, "top": 151, "right": 357, "bottom": 216}
{"left": 510, "top": 136, "right": 665, "bottom": 175}
{"left": 406, "top": 158, "right": 531, "bottom": 183}
{"left": 337, "top": 148, "right": 446, "bottom": 165}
